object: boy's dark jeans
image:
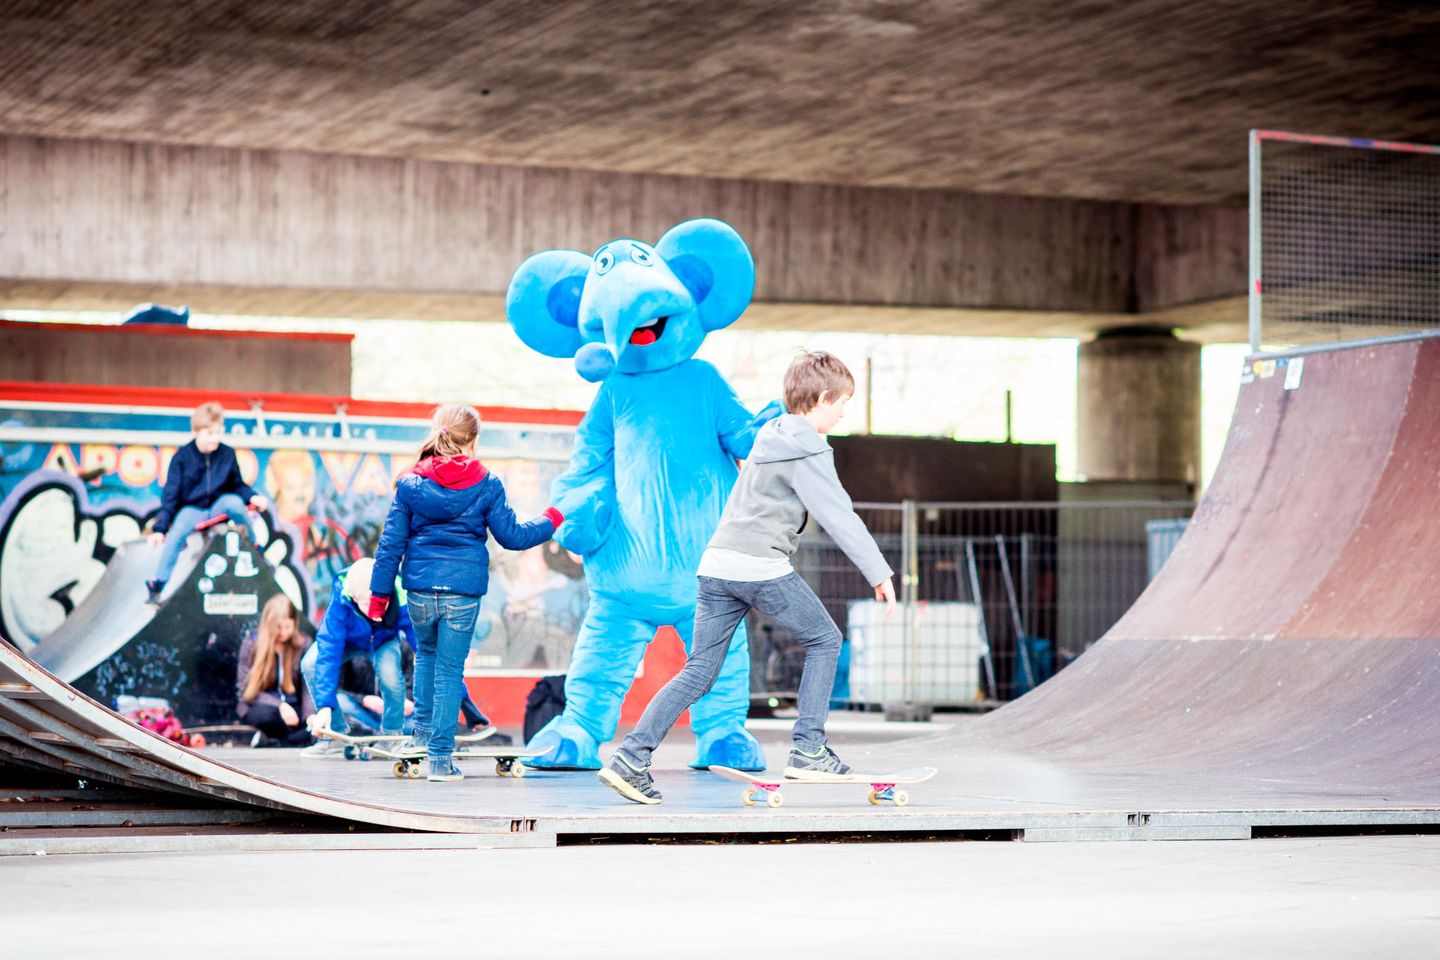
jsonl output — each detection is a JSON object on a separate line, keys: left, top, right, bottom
{"left": 619, "top": 573, "right": 842, "bottom": 767}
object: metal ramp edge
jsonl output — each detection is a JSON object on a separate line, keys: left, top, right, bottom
{"left": 0, "top": 642, "right": 535, "bottom": 836}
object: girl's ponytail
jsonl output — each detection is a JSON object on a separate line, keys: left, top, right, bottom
{"left": 418, "top": 404, "right": 481, "bottom": 461}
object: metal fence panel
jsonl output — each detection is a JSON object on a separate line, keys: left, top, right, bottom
{"left": 747, "top": 500, "right": 1194, "bottom": 715}
{"left": 1251, "top": 129, "right": 1440, "bottom": 352}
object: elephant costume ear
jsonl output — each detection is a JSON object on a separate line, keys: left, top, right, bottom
{"left": 506, "top": 250, "right": 592, "bottom": 358}
{"left": 655, "top": 219, "right": 755, "bottom": 332}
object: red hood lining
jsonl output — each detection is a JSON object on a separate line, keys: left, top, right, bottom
{"left": 411, "top": 455, "right": 488, "bottom": 489}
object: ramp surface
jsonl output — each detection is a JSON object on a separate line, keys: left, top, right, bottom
{"left": 5, "top": 335, "right": 1440, "bottom": 841}
{"left": 962, "top": 334, "right": 1440, "bottom": 796}
{"left": 28, "top": 531, "right": 293, "bottom": 725}
{"left": 27, "top": 537, "right": 199, "bottom": 683}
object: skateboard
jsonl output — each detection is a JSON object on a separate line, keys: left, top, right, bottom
{"left": 709, "top": 765, "right": 938, "bottom": 808}
{"left": 315, "top": 727, "right": 530, "bottom": 779}
{"left": 194, "top": 502, "right": 263, "bottom": 532}
{"left": 317, "top": 727, "right": 496, "bottom": 759}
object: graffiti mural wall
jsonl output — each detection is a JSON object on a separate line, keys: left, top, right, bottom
{"left": 0, "top": 383, "right": 584, "bottom": 676}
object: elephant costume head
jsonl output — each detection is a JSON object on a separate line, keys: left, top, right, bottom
{"left": 506, "top": 218, "right": 755, "bottom": 382}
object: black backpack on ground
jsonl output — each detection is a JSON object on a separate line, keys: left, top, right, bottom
{"left": 523, "top": 675, "right": 567, "bottom": 744}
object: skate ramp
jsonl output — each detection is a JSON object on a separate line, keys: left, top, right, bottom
{"left": 27, "top": 537, "right": 202, "bottom": 684}
{"left": 953, "top": 333, "right": 1440, "bottom": 795}
{"left": 28, "top": 531, "right": 294, "bottom": 725}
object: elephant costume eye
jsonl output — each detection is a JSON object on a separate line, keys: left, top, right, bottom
{"left": 629, "top": 245, "right": 655, "bottom": 266}
{"left": 595, "top": 248, "right": 616, "bottom": 275}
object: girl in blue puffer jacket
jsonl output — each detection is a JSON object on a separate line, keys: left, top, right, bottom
{"left": 369, "top": 404, "right": 562, "bottom": 781}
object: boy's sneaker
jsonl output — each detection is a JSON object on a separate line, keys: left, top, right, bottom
{"left": 144, "top": 580, "right": 165, "bottom": 606}
{"left": 597, "top": 752, "right": 662, "bottom": 805}
{"left": 428, "top": 758, "right": 464, "bottom": 782}
{"left": 459, "top": 724, "right": 497, "bottom": 743}
{"left": 299, "top": 738, "right": 346, "bottom": 760}
{"left": 783, "top": 744, "right": 853, "bottom": 781}
{"left": 391, "top": 738, "right": 427, "bottom": 757}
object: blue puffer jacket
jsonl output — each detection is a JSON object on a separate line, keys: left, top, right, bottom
{"left": 311, "top": 572, "right": 415, "bottom": 711}
{"left": 154, "top": 440, "right": 258, "bottom": 533}
{"left": 370, "top": 455, "right": 561, "bottom": 600}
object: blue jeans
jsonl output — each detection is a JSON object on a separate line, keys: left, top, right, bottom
{"left": 153, "top": 493, "right": 250, "bottom": 583}
{"left": 299, "top": 637, "right": 407, "bottom": 735}
{"left": 619, "top": 573, "right": 842, "bottom": 767}
{"left": 408, "top": 591, "right": 480, "bottom": 761}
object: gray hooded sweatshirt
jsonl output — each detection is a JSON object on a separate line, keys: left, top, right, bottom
{"left": 702, "top": 414, "right": 893, "bottom": 587}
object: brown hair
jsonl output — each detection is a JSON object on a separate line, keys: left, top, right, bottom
{"left": 783, "top": 351, "right": 856, "bottom": 414}
{"left": 241, "top": 594, "right": 306, "bottom": 703}
{"left": 191, "top": 401, "right": 224, "bottom": 432}
{"left": 418, "top": 404, "right": 481, "bottom": 460}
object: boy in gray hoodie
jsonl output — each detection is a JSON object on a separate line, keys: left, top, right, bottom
{"left": 599, "top": 351, "right": 896, "bottom": 804}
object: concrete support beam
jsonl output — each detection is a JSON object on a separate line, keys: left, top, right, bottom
{"left": 0, "top": 134, "right": 1243, "bottom": 332}
{"left": 1135, "top": 204, "right": 1249, "bottom": 311}
{"left": 1077, "top": 327, "right": 1201, "bottom": 486}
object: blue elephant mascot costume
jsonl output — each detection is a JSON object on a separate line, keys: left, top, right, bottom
{"left": 507, "top": 219, "right": 778, "bottom": 771}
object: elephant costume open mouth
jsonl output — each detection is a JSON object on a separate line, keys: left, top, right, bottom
{"left": 629, "top": 315, "right": 669, "bottom": 346}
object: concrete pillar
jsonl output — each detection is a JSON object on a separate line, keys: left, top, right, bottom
{"left": 1077, "top": 326, "right": 1201, "bottom": 486}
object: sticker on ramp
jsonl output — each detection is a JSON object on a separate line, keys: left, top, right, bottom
{"left": 1283, "top": 357, "right": 1305, "bottom": 391}
{"left": 203, "top": 593, "right": 258, "bottom": 616}
{"left": 204, "top": 554, "right": 228, "bottom": 578}
{"left": 233, "top": 553, "right": 258, "bottom": 578}
{"left": 225, "top": 531, "right": 240, "bottom": 557}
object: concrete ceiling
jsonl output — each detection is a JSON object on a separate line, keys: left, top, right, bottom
{"left": 1, "top": 0, "right": 1437, "bottom": 206}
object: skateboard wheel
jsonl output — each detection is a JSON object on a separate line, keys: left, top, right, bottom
{"left": 343, "top": 745, "right": 357, "bottom": 761}
{"left": 495, "top": 761, "right": 508, "bottom": 777}
{"left": 893, "top": 790, "right": 909, "bottom": 806}
{"left": 766, "top": 791, "right": 784, "bottom": 808}
{"left": 392, "top": 761, "right": 407, "bottom": 778}
{"left": 868, "top": 790, "right": 882, "bottom": 805}
{"left": 406, "top": 763, "right": 423, "bottom": 779}
{"left": 511, "top": 761, "right": 526, "bottom": 778}
{"left": 742, "top": 788, "right": 758, "bottom": 807}
{"left": 357, "top": 749, "right": 371, "bottom": 761}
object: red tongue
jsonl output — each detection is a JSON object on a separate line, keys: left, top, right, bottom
{"left": 630, "top": 328, "right": 658, "bottom": 346}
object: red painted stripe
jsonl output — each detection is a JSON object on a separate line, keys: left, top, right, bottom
{"left": 0, "top": 380, "right": 585, "bottom": 426}
{"left": 1254, "top": 130, "right": 1440, "bottom": 155}
{"left": 0, "top": 317, "right": 355, "bottom": 344}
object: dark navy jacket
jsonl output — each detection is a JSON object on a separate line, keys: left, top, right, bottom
{"left": 370, "top": 456, "right": 560, "bottom": 600}
{"left": 311, "top": 573, "right": 416, "bottom": 711}
{"left": 154, "top": 440, "right": 258, "bottom": 533}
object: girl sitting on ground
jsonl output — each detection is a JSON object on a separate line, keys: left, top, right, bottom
{"left": 236, "top": 594, "right": 316, "bottom": 747}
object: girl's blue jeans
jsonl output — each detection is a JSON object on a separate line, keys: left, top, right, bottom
{"left": 407, "top": 590, "right": 480, "bottom": 761}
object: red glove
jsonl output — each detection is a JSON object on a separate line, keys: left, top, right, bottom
{"left": 367, "top": 594, "right": 390, "bottom": 621}
{"left": 544, "top": 507, "right": 565, "bottom": 528}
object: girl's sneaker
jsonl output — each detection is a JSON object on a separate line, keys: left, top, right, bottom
{"left": 783, "top": 744, "right": 853, "bottom": 780}
{"left": 427, "top": 758, "right": 464, "bottom": 782}
{"left": 597, "top": 752, "right": 662, "bottom": 804}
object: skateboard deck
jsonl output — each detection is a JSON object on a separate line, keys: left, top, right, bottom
{"left": 315, "top": 727, "right": 531, "bottom": 779}
{"left": 709, "top": 765, "right": 938, "bottom": 807}
{"left": 318, "top": 727, "right": 495, "bottom": 749}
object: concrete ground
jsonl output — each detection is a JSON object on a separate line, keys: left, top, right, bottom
{"left": 4, "top": 835, "right": 1439, "bottom": 959}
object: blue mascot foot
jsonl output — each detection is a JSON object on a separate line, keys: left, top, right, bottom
{"left": 690, "top": 726, "right": 766, "bottom": 771}
{"left": 523, "top": 715, "right": 602, "bottom": 770}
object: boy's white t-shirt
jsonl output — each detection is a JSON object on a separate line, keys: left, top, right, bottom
{"left": 696, "top": 547, "right": 792, "bottom": 582}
